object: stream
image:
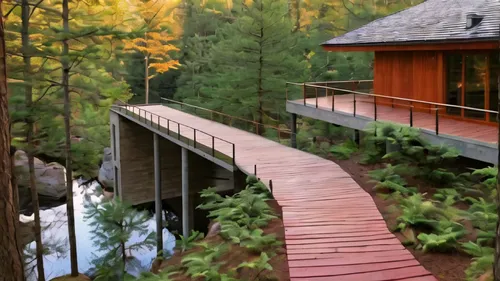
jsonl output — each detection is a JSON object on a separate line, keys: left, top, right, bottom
{"left": 22, "top": 180, "right": 176, "bottom": 280}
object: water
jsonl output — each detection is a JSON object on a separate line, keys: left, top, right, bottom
{"left": 23, "top": 181, "right": 176, "bottom": 280}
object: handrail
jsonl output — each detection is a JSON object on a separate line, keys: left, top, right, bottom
{"left": 160, "top": 98, "right": 295, "bottom": 139}
{"left": 290, "top": 80, "right": 374, "bottom": 85}
{"left": 111, "top": 103, "right": 236, "bottom": 166}
{"left": 299, "top": 82, "right": 499, "bottom": 114}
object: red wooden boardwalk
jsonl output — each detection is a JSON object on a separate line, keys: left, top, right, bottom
{"left": 129, "top": 105, "right": 437, "bottom": 281}
{"left": 300, "top": 95, "right": 498, "bottom": 144}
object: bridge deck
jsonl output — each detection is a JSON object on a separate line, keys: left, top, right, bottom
{"left": 130, "top": 105, "right": 436, "bottom": 281}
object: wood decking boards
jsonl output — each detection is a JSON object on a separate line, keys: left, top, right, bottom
{"left": 127, "top": 105, "right": 437, "bottom": 281}
{"left": 302, "top": 95, "right": 498, "bottom": 144}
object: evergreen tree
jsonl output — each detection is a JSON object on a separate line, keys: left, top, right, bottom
{"left": 0, "top": 1, "right": 24, "bottom": 278}
{"left": 181, "top": 0, "right": 308, "bottom": 132}
{"left": 84, "top": 199, "right": 156, "bottom": 280}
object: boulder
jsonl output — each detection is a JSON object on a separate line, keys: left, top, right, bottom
{"left": 98, "top": 147, "right": 114, "bottom": 189}
{"left": 14, "top": 150, "right": 66, "bottom": 199}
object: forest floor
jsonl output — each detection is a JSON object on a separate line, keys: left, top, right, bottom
{"left": 154, "top": 200, "right": 290, "bottom": 280}
{"left": 331, "top": 154, "right": 472, "bottom": 281}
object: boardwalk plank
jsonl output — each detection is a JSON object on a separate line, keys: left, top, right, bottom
{"left": 123, "top": 105, "right": 436, "bottom": 281}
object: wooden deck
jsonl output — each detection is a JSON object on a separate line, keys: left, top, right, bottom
{"left": 127, "top": 105, "right": 437, "bottom": 281}
{"left": 302, "top": 95, "right": 498, "bottom": 144}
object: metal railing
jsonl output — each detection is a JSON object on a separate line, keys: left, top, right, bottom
{"left": 286, "top": 81, "right": 499, "bottom": 135}
{"left": 160, "top": 98, "right": 295, "bottom": 143}
{"left": 111, "top": 103, "right": 236, "bottom": 166}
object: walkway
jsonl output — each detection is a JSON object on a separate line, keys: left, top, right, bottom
{"left": 302, "top": 95, "right": 497, "bottom": 143}
{"left": 128, "top": 105, "right": 437, "bottom": 281}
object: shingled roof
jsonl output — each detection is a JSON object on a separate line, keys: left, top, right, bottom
{"left": 322, "top": 0, "right": 500, "bottom": 47}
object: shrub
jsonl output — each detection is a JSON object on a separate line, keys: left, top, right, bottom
{"left": 330, "top": 139, "right": 358, "bottom": 160}
{"left": 417, "top": 229, "right": 465, "bottom": 252}
{"left": 462, "top": 241, "right": 495, "bottom": 281}
{"left": 176, "top": 230, "right": 205, "bottom": 253}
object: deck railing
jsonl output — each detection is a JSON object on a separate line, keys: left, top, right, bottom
{"left": 111, "top": 103, "right": 236, "bottom": 166}
{"left": 286, "top": 81, "right": 499, "bottom": 135}
{"left": 160, "top": 98, "right": 294, "bottom": 143}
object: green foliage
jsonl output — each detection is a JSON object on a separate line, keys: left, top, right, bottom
{"left": 465, "top": 197, "right": 497, "bottom": 234}
{"left": 330, "top": 139, "right": 358, "bottom": 160}
{"left": 368, "top": 164, "right": 417, "bottom": 195}
{"left": 84, "top": 198, "right": 155, "bottom": 279}
{"left": 176, "top": 230, "right": 205, "bottom": 253}
{"left": 462, "top": 241, "right": 495, "bottom": 281}
{"left": 432, "top": 188, "right": 461, "bottom": 206}
{"left": 417, "top": 229, "right": 465, "bottom": 252}
{"left": 238, "top": 229, "right": 281, "bottom": 253}
{"left": 394, "top": 193, "right": 458, "bottom": 231}
{"left": 181, "top": 243, "right": 228, "bottom": 280}
{"left": 237, "top": 252, "right": 273, "bottom": 271}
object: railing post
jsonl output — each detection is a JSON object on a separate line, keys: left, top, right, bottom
{"left": 157, "top": 116, "right": 160, "bottom": 130}
{"left": 254, "top": 164, "right": 257, "bottom": 176}
{"left": 167, "top": 120, "right": 170, "bottom": 135}
{"left": 178, "top": 123, "right": 181, "bottom": 140}
{"left": 302, "top": 83, "right": 306, "bottom": 106}
{"left": 255, "top": 123, "right": 259, "bottom": 135}
{"left": 315, "top": 87, "right": 318, "bottom": 108}
{"left": 331, "top": 89, "right": 335, "bottom": 112}
{"left": 374, "top": 97, "right": 377, "bottom": 121}
{"left": 410, "top": 104, "right": 413, "bottom": 127}
{"left": 269, "top": 179, "right": 273, "bottom": 194}
{"left": 353, "top": 93, "right": 357, "bottom": 117}
{"left": 277, "top": 127, "right": 281, "bottom": 143}
{"left": 435, "top": 106, "right": 439, "bottom": 135}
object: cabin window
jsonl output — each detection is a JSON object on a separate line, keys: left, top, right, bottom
{"left": 489, "top": 53, "right": 500, "bottom": 122}
{"left": 445, "top": 53, "right": 498, "bottom": 122}
{"left": 445, "top": 54, "right": 462, "bottom": 116}
{"left": 464, "top": 54, "right": 486, "bottom": 120}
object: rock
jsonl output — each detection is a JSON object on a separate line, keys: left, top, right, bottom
{"left": 206, "top": 222, "right": 221, "bottom": 238}
{"left": 98, "top": 147, "right": 114, "bottom": 189}
{"left": 14, "top": 150, "right": 66, "bottom": 199}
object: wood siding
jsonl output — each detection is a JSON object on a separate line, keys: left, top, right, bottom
{"left": 374, "top": 51, "right": 444, "bottom": 111}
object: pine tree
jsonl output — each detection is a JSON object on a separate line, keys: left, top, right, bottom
{"left": 183, "top": 0, "right": 308, "bottom": 133}
{"left": 0, "top": 1, "right": 25, "bottom": 278}
{"left": 84, "top": 199, "right": 156, "bottom": 280}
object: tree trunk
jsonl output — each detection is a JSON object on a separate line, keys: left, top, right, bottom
{"left": 294, "top": 0, "right": 300, "bottom": 32}
{"left": 22, "top": 0, "right": 45, "bottom": 279}
{"left": 495, "top": 35, "right": 500, "bottom": 281}
{"left": 62, "top": 0, "right": 79, "bottom": 276}
{"left": 257, "top": 0, "right": 264, "bottom": 135}
{"left": 0, "top": 2, "right": 25, "bottom": 279}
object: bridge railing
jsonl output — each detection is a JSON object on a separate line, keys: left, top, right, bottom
{"left": 160, "top": 98, "right": 295, "bottom": 144}
{"left": 286, "top": 80, "right": 499, "bottom": 135}
{"left": 111, "top": 104, "right": 236, "bottom": 166}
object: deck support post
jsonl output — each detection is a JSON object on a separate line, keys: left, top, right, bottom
{"left": 153, "top": 133, "right": 163, "bottom": 254}
{"left": 182, "top": 147, "right": 190, "bottom": 237}
{"left": 353, "top": 129, "right": 360, "bottom": 145}
{"left": 291, "top": 113, "right": 297, "bottom": 148}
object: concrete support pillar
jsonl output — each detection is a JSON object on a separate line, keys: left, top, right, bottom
{"left": 291, "top": 113, "right": 297, "bottom": 148}
{"left": 182, "top": 147, "right": 190, "bottom": 237}
{"left": 353, "top": 129, "right": 360, "bottom": 145}
{"left": 153, "top": 133, "right": 163, "bottom": 254}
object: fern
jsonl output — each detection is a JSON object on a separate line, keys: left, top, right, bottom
{"left": 373, "top": 180, "right": 416, "bottom": 195}
{"left": 237, "top": 252, "right": 273, "bottom": 271}
{"left": 368, "top": 164, "right": 408, "bottom": 185}
{"left": 461, "top": 241, "right": 494, "bottom": 257}
{"left": 417, "top": 228, "right": 465, "bottom": 252}
{"left": 465, "top": 253, "right": 494, "bottom": 281}
{"left": 176, "top": 230, "right": 205, "bottom": 253}
{"left": 330, "top": 140, "right": 358, "bottom": 160}
{"left": 181, "top": 243, "right": 227, "bottom": 280}
{"left": 239, "top": 229, "right": 282, "bottom": 253}
{"left": 432, "top": 188, "right": 461, "bottom": 206}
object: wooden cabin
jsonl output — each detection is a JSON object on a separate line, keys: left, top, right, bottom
{"left": 322, "top": 0, "right": 500, "bottom": 124}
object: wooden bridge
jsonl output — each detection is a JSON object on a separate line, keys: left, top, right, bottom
{"left": 110, "top": 104, "right": 437, "bottom": 281}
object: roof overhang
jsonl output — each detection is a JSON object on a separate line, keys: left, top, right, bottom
{"left": 322, "top": 39, "right": 499, "bottom": 52}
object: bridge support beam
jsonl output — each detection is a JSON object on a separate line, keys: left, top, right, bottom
{"left": 353, "top": 129, "right": 360, "bottom": 145}
{"left": 153, "top": 133, "right": 163, "bottom": 254}
{"left": 291, "top": 113, "right": 297, "bottom": 148}
{"left": 181, "top": 147, "right": 191, "bottom": 237}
